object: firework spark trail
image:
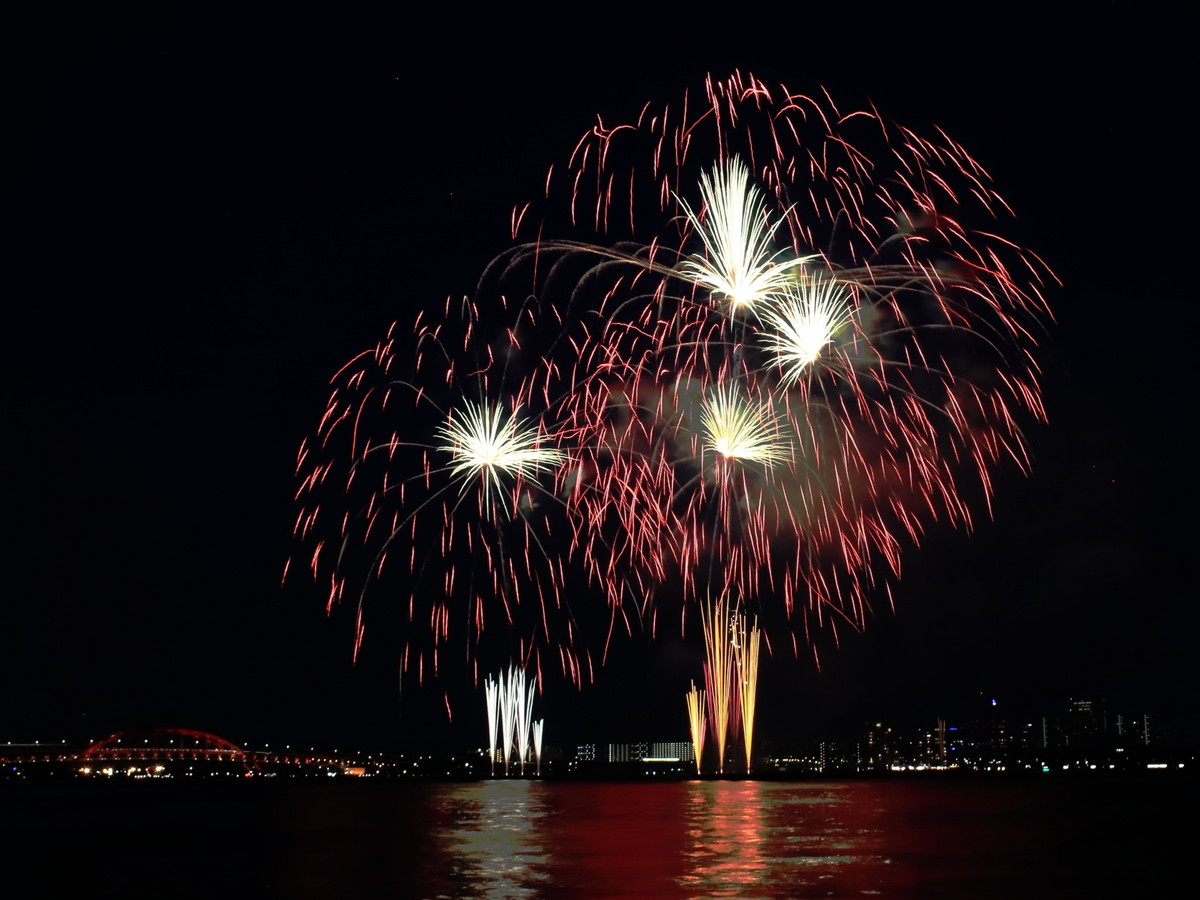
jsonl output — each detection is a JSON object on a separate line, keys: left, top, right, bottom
{"left": 735, "top": 611, "right": 761, "bottom": 774}
{"left": 701, "top": 384, "right": 789, "bottom": 467}
{"left": 499, "top": 667, "right": 517, "bottom": 775}
{"left": 532, "top": 719, "right": 544, "bottom": 776}
{"left": 701, "top": 596, "right": 736, "bottom": 774}
{"left": 686, "top": 681, "right": 706, "bottom": 775}
{"left": 436, "top": 400, "right": 567, "bottom": 505}
{"left": 515, "top": 668, "right": 536, "bottom": 776}
{"left": 693, "top": 596, "right": 760, "bottom": 774}
{"left": 287, "top": 294, "right": 589, "bottom": 692}
{"left": 757, "top": 278, "right": 856, "bottom": 387}
{"left": 504, "top": 71, "right": 1055, "bottom": 655}
{"left": 485, "top": 675, "right": 500, "bottom": 776}
{"left": 486, "top": 663, "right": 541, "bottom": 776}
{"left": 289, "top": 69, "right": 1054, "bottom": 707}
{"left": 676, "top": 155, "right": 813, "bottom": 312}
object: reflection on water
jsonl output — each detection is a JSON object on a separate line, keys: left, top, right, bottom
{"left": 432, "top": 780, "right": 552, "bottom": 898}
{"left": 266, "top": 776, "right": 1186, "bottom": 899}
{"left": 5, "top": 774, "right": 1186, "bottom": 897}
{"left": 681, "top": 781, "right": 867, "bottom": 897}
{"left": 683, "top": 781, "right": 767, "bottom": 893}
{"left": 417, "top": 781, "right": 900, "bottom": 898}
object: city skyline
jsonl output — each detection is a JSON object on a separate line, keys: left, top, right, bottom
{"left": 6, "top": 688, "right": 1191, "bottom": 783}
{"left": 6, "top": 12, "right": 1190, "bottom": 754}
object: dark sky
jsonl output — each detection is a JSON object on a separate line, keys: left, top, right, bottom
{"left": 7, "top": 9, "right": 1191, "bottom": 753}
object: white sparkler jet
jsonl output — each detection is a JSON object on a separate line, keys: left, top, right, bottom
{"left": 532, "top": 719, "right": 544, "bottom": 777}
{"left": 485, "top": 676, "right": 500, "bottom": 777}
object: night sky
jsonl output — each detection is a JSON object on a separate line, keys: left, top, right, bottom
{"left": 8, "top": 9, "right": 1191, "bottom": 753}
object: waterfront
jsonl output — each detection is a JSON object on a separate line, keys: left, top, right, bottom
{"left": 3, "top": 775, "right": 1191, "bottom": 898}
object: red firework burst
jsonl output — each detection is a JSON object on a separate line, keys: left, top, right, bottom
{"left": 289, "top": 70, "right": 1056, "bottom": 686}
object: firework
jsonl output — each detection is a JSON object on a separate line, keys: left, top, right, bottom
{"left": 686, "top": 681, "right": 706, "bottom": 775}
{"left": 515, "top": 667, "right": 536, "bottom": 776}
{"left": 532, "top": 719, "right": 545, "bottom": 777}
{"left": 499, "top": 667, "right": 517, "bottom": 775}
{"left": 700, "top": 383, "right": 789, "bottom": 467}
{"left": 696, "top": 595, "right": 760, "bottom": 774}
{"left": 701, "top": 596, "right": 737, "bottom": 774}
{"left": 677, "top": 157, "right": 813, "bottom": 313}
{"left": 485, "top": 664, "right": 541, "bottom": 776}
{"left": 756, "top": 276, "right": 855, "bottom": 387}
{"left": 485, "top": 675, "right": 500, "bottom": 776}
{"left": 436, "top": 400, "right": 566, "bottom": 507}
{"left": 735, "top": 612, "right": 761, "bottom": 774}
{"left": 288, "top": 296, "right": 587, "bottom": 697}
{"left": 292, "top": 70, "right": 1054, "bottom": 709}
{"left": 512, "top": 70, "right": 1054, "bottom": 655}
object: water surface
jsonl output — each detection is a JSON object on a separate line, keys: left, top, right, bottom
{"left": 4, "top": 776, "right": 1189, "bottom": 897}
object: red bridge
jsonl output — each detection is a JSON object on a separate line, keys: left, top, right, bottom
{"left": 2, "top": 727, "right": 349, "bottom": 776}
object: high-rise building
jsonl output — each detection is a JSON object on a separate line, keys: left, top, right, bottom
{"left": 607, "top": 742, "right": 649, "bottom": 762}
{"left": 1063, "top": 698, "right": 1107, "bottom": 748}
{"left": 647, "top": 742, "right": 694, "bottom": 762}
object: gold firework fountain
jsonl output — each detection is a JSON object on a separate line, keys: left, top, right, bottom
{"left": 734, "top": 611, "right": 761, "bottom": 774}
{"left": 697, "top": 594, "right": 761, "bottom": 775}
{"left": 686, "top": 680, "right": 706, "bottom": 775}
{"left": 700, "top": 596, "right": 736, "bottom": 774}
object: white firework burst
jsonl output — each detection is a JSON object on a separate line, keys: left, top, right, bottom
{"left": 757, "top": 276, "right": 854, "bottom": 386}
{"left": 678, "top": 156, "right": 812, "bottom": 312}
{"left": 436, "top": 400, "right": 567, "bottom": 504}
{"left": 700, "top": 384, "right": 789, "bottom": 467}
